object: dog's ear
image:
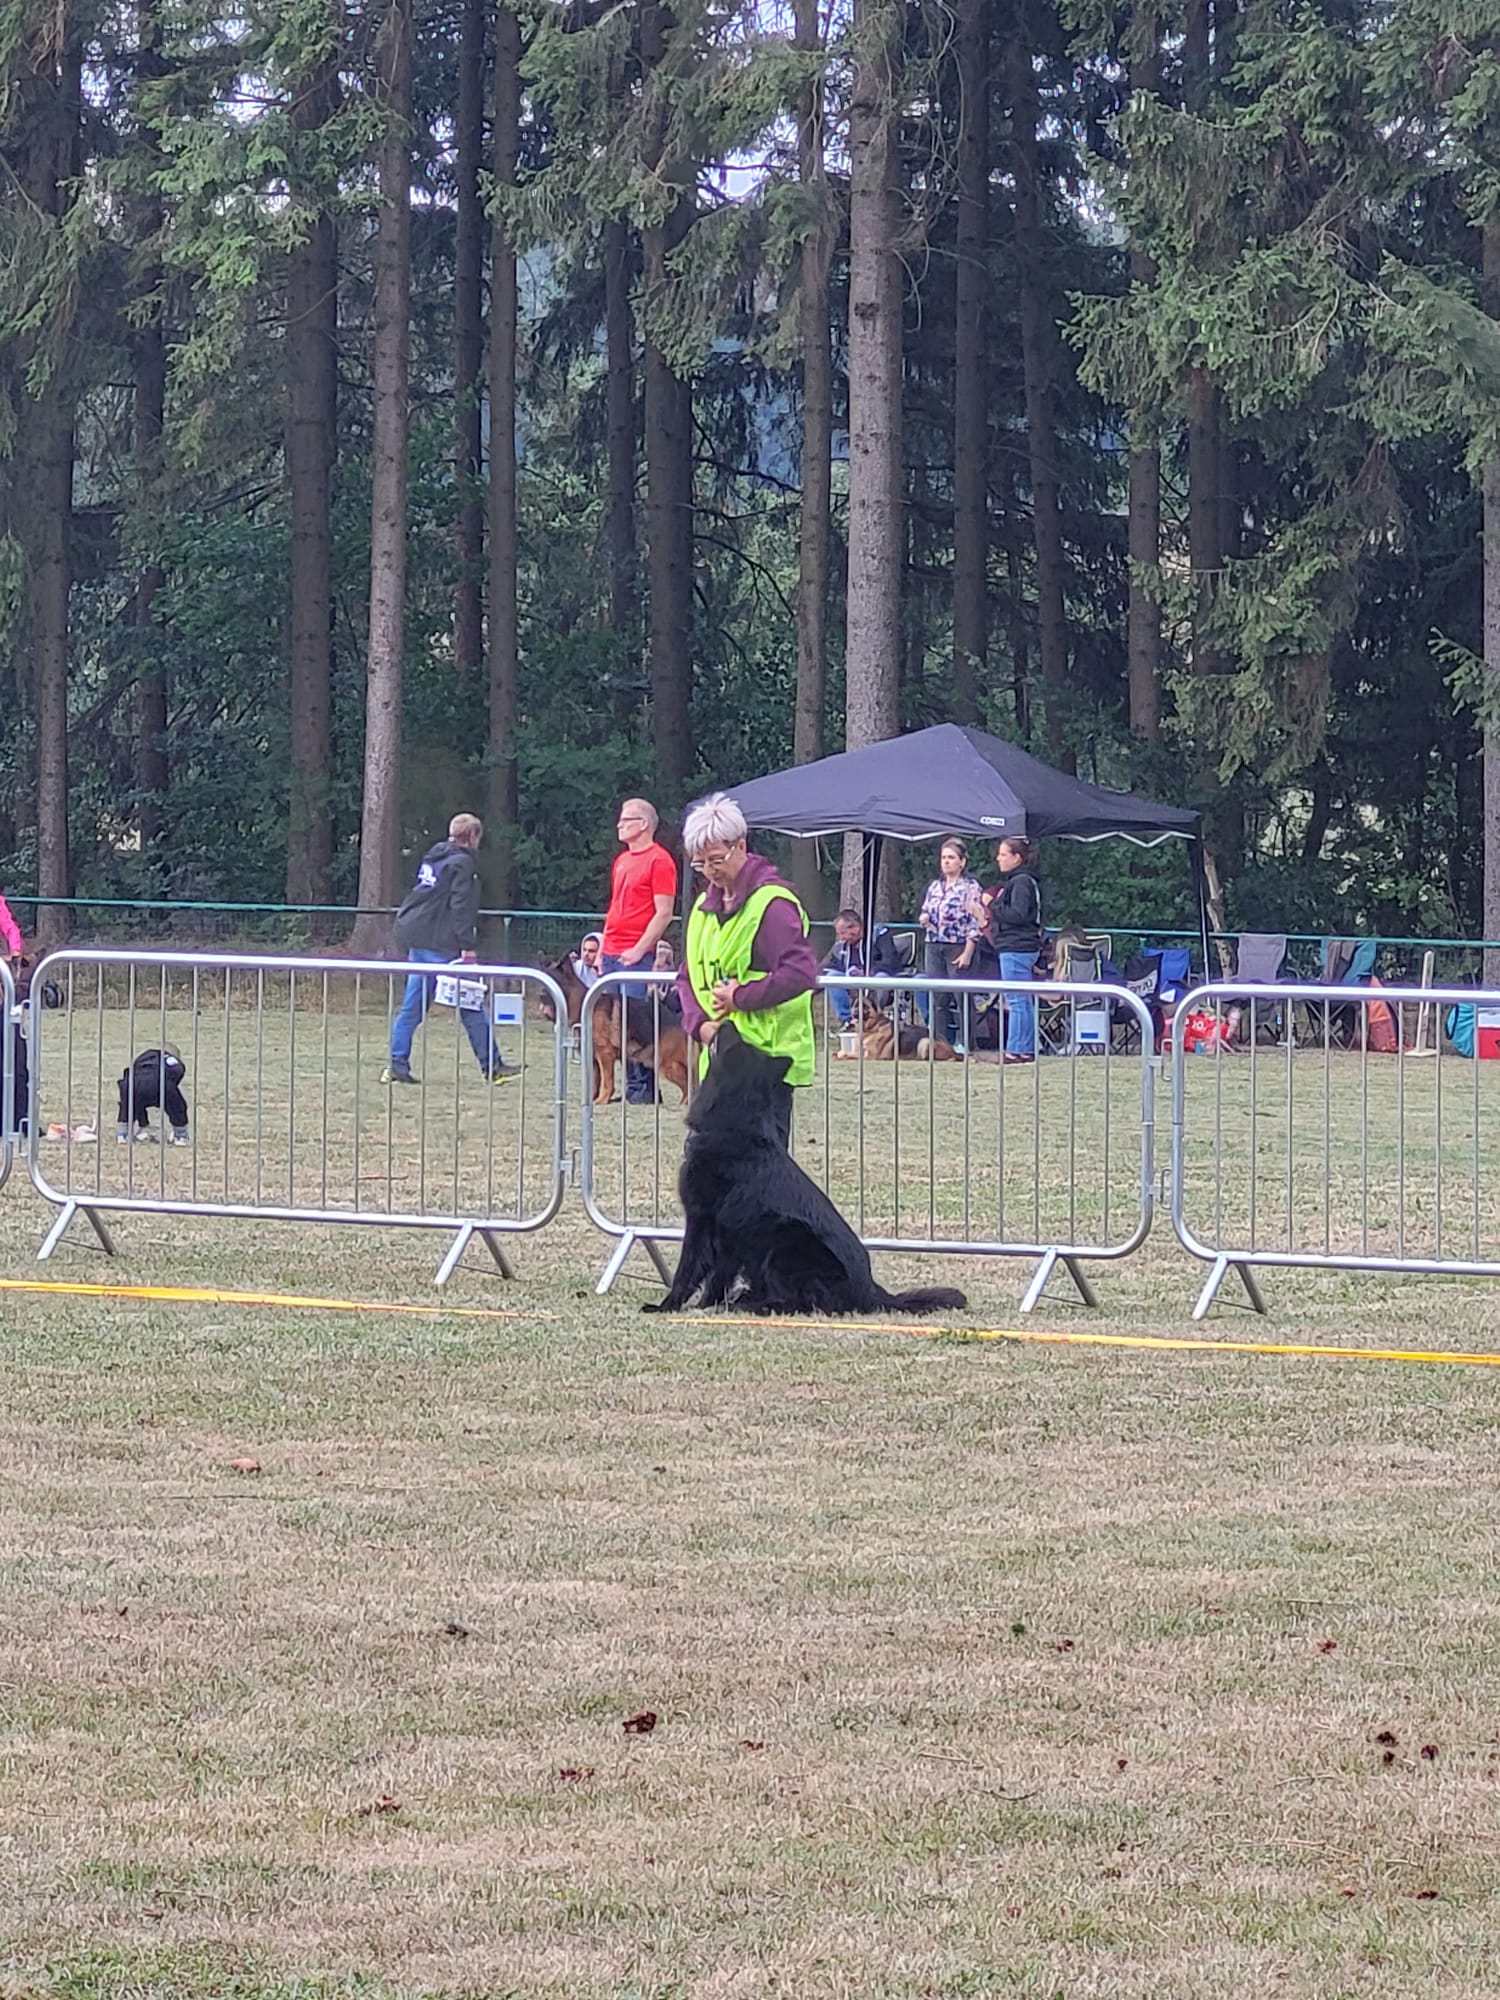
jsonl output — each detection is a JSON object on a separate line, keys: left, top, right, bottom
{"left": 716, "top": 1021, "right": 743, "bottom": 1052}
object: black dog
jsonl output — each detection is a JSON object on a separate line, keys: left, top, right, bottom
{"left": 645, "top": 1024, "right": 966, "bottom": 1318}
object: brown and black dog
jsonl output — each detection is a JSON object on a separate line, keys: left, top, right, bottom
{"left": 541, "top": 953, "right": 692, "bottom": 1107}
{"left": 835, "top": 997, "right": 961, "bottom": 1063}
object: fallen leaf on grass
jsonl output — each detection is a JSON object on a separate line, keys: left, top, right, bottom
{"left": 558, "top": 1767, "right": 595, "bottom": 1782}
{"left": 1051, "top": 1638, "right": 1075, "bottom": 1653}
{"left": 1115, "top": 1758, "right": 1128, "bottom": 1772}
{"left": 1339, "top": 1888, "right": 1357, "bottom": 1899}
{"left": 1420, "top": 1743, "right": 1439, "bottom": 1761}
{"left": 1317, "top": 1638, "right": 1337, "bottom": 1654}
{"left": 622, "top": 1710, "right": 657, "bottom": 1735}
{"left": 1374, "top": 1730, "right": 1398, "bottom": 1747}
{"left": 1381, "top": 1750, "right": 1397, "bottom": 1767}
{"left": 143, "top": 1908, "right": 164, "bottom": 1920}
{"left": 443, "top": 1621, "right": 470, "bottom": 1640}
{"left": 227, "top": 1456, "right": 261, "bottom": 1475}
{"left": 357, "top": 1794, "right": 401, "bottom": 1817}
{"left": 1413, "top": 1888, "right": 1439, "bottom": 1901}
{"left": 740, "top": 1740, "right": 766, "bottom": 1751}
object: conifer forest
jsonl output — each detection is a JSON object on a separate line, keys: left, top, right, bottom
{"left": 1, "top": 0, "right": 1498, "bottom": 943}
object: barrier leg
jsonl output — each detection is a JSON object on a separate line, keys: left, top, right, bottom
{"left": 1192, "top": 1253, "right": 1269, "bottom": 1321}
{"left": 1020, "top": 1249, "right": 1099, "bottom": 1315}
{"left": 38, "top": 1199, "right": 117, "bottom": 1264}
{"left": 433, "top": 1223, "right": 517, "bottom": 1289}
{"left": 595, "top": 1231, "right": 674, "bottom": 1296}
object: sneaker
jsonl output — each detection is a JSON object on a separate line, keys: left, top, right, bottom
{"left": 168, "top": 1128, "right": 192, "bottom": 1147}
{"left": 381, "top": 1063, "right": 418, "bottom": 1086}
{"left": 486, "top": 1063, "right": 518, "bottom": 1083}
{"left": 1002, "top": 1052, "right": 1035, "bottom": 1065}
{"left": 116, "top": 1125, "right": 131, "bottom": 1144}
{"left": 134, "top": 1127, "right": 160, "bottom": 1142}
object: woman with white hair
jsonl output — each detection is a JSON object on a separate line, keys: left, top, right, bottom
{"left": 674, "top": 791, "right": 819, "bottom": 1147}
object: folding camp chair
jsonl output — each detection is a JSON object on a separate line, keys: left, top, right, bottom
{"left": 1319, "top": 937, "right": 1379, "bottom": 1048}
{"left": 1228, "top": 932, "right": 1290, "bottom": 1045}
{"left": 1037, "top": 936, "right": 1105, "bottom": 1055}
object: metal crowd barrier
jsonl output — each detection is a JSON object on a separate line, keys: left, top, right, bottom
{"left": 23, "top": 950, "right": 570, "bottom": 1285}
{"left": 0, "top": 958, "right": 15, "bottom": 1193}
{"left": 1171, "top": 980, "right": 1499, "bottom": 1318}
{"left": 579, "top": 969, "right": 1159, "bottom": 1311}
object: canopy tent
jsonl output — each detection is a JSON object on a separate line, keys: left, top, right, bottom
{"left": 709, "top": 723, "right": 1209, "bottom": 963}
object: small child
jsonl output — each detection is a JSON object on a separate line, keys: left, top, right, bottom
{"left": 117, "top": 1043, "right": 191, "bottom": 1145}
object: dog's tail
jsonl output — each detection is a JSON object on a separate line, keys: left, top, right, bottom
{"left": 874, "top": 1285, "right": 967, "bottom": 1315}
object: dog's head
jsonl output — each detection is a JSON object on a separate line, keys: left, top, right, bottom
{"left": 537, "top": 952, "right": 585, "bottom": 1025}
{"left": 687, "top": 1022, "right": 792, "bottom": 1134}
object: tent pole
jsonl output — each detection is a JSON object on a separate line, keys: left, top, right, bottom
{"left": 1190, "top": 835, "right": 1212, "bottom": 974}
{"left": 862, "top": 833, "right": 884, "bottom": 938}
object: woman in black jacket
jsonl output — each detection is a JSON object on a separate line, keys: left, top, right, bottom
{"left": 977, "top": 838, "right": 1043, "bottom": 1062}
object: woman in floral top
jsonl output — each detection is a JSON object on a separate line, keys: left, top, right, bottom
{"left": 918, "top": 838, "right": 983, "bottom": 1048}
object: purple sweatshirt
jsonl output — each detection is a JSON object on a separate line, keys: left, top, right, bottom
{"left": 675, "top": 853, "right": 819, "bottom": 1041}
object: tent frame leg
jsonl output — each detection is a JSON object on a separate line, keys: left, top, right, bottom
{"left": 1021, "top": 1249, "right": 1098, "bottom": 1315}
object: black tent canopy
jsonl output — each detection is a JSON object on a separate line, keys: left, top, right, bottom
{"left": 711, "top": 723, "right": 1209, "bottom": 962}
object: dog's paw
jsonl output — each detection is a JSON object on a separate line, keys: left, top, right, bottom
{"left": 640, "top": 1299, "right": 667, "bottom": 1314}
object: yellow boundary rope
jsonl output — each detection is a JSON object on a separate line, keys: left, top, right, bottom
{"left": 2, "top": 1275, "right": 1498, "bottom": 1367}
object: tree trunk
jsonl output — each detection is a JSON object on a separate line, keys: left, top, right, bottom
{"left": 350, "top": 0, "right": 412, "bottom": 954}
{"left": 1482, "top": 215, "right": 1500, "bottom": 988}
{"left": 1007, "top": 10, "right": 1070, "bottom": 768}
{"left": 603, "top": 216, "right": 638, "bottom": 643}
{"left": 791, "top": 0, "right": 832, "bottom": 910}
{"left": 641, "top": 0, "right": 695, "bottom": 792}
{"left": 843, "top": 0, "right": 904, "bottom": 910}
{"left": 285, "top": 23, "right": 339, "bottom": 912}
{"left": 951, "top": 0, "right": 988, "bottom": 724}
{"left": 134, "top": 0, "right": 168, "bottom": 858}
{"left": 30, "top": 34, "right": 82, "bottom": 940}
{"left": 452, "top": 0, "right": 485, "bottom": 685}
{"left": 1187, "top": 367, "right": 1222, "bottom": 676}
{"left": 487, "top": 0, "right": 521, "bottom": 903}
{"left": 1125, "top": 26, "right": 1162, "bottom": 743}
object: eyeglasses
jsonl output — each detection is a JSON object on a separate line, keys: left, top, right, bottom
{"left": 692, "top": 846, "right": 741, "bottom": 870}
{"left": 618, "top": 814, "right": 646, "bottom": 826}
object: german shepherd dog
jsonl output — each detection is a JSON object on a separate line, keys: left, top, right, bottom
{"left": 835, "top": 995, "right": 960, "bottom": 1062}
{"left": 645, "top": 1024, "right": 967, "bottom": 1318}
{"left": 541, "top": 952, "right": 692, "bottom": 1107}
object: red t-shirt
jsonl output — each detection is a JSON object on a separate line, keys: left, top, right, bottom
{"left": 602, "top": 841, "right": 677, "bottom": 956}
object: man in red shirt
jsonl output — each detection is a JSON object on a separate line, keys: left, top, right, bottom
{"left": 601, "top": 798, "right": 678, "bottom": 1103}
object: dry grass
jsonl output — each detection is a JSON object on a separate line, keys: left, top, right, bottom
{"left": 5, "top": 1003, "right": 1500, "bottom": 1997}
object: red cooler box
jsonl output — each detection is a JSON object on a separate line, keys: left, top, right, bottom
{"left": 1478, "top": 1006, "right": 1500, "bottom": 1059}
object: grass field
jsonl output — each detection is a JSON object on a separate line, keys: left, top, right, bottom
{"left": 5, "top": 1002, "right": 1500, "bottom": 1998}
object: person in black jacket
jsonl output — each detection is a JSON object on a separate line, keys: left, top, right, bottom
{"left": 821, "top": 909, "right": 903, "bottom": 1029}
{"left": 382, "top": 813, "right": 516, "bottom": 1085}
{"left": 116, "top": 1043, "right": 191, "bottom": 1143}
{"left": 976, "top": 837, "right": 1043, "bottom": 1062}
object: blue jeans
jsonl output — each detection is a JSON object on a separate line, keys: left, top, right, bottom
{"left": 1000, "top": 951, "right": 1036, "bottom": 1055}
{"left": 601, "top": 951, "right": 656, "bottom": 1102}
{"left": 829, "top": 985, "right": 855, "bottom": 1028}
{"left": 391, "top": 949, "right": 498, "bottom": 1073}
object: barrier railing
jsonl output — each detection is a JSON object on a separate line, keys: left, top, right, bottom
{"left": 1170, "top": 980, "right": 1498, "bottom": 1318}
{"left": 579, "top": 970, "right": 1159, "bottom": 1311}
{"left": 24, "top": 950, "right": 570, "bottom": 1285}
{"left": 0, "top": 958, "right": 15, "bottom": 1193}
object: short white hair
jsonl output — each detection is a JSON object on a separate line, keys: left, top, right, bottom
{"left": 682, "top": 791, "right": 748, "bottom": 857}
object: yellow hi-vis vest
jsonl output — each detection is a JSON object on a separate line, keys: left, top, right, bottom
{"left": 685, "top": 881, "right": 817, "bottom": 1086}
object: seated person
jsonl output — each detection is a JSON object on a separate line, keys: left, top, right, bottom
{"left": 821, "top": 908, "right": 902, "bottom": 1028}
{"left": 573, "top": 932, "right": 603, "bottom": 988}
{"left": 652, "top": 938, "right": 683, "bottom": 1018}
